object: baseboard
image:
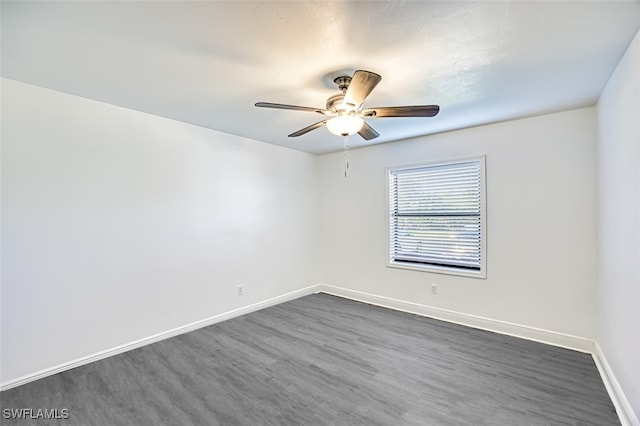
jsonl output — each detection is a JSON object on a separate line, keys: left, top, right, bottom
{"left": 0, "top": 284, "right": 322, "bottom": 392}
{"left": 317, "top": 284, "right": 594, "bottom": 353}
{"left": 592, "top": 342, "right": 640, "bottom": 426}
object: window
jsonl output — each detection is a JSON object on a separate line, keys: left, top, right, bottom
{"left": 388, "top": 157, "right": 486, "bottom": 278}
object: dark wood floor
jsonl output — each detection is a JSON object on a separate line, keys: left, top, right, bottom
{"left": 1, "top": 293, "right": 619, "bottom": 425}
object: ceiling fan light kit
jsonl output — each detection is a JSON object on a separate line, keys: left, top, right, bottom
{"left": 255, "top": 70, "right": 440, "bottom": 142}
{"left": 326, "top": 115, "right": 364, "bottom": 136}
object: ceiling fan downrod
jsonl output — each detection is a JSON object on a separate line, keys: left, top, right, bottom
{"left": 334, "top": 75, "right": 352, "bottom": 92}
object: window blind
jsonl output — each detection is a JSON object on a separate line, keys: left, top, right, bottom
{"left": 389, "top": 160, "right": 482, "bottom": 271}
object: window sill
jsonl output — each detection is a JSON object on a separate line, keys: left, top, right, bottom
{"left": 387, "top": 261, "right": 486, "bottom": 279}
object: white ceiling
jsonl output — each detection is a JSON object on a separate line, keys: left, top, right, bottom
{"left": 2, "top": 1, "right": 639, "bottom": 155}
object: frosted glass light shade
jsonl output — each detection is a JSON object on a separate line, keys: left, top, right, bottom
{"left": 326, "top": 115, "right": 364, "bottom": 136}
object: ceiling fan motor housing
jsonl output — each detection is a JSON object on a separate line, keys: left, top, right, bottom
{"left": 326, "top": 94, "right": 354, "bottom": 113}
{"left": 330, "top": 76, "right": 359, "bottom": 111}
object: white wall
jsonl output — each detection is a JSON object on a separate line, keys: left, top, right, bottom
{"left": 596, "top": 29, "right": 640, "bottom": 420}
{"left": 1, "top": 79, "right": 319, "bottom": 384}
{"left": 318, "top": 108, "right": 598, "bottom": 339}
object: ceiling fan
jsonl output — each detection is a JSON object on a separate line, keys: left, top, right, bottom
{"left": 255, "top": 70, "right": 440, "bottom": 141}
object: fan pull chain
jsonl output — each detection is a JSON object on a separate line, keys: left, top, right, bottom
{"left": 343, "top": 135, "right": 350, "bottom": 178}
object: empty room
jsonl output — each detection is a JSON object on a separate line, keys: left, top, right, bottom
{"left": 1, "top": 1, "right": 639, "bottom": 425}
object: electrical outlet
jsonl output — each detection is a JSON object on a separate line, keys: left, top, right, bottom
{"left": 431, "top": 283, "right": 438, "bottom": 295}
{"left": 237, "top": 285, "right": 243, "bottom": 296}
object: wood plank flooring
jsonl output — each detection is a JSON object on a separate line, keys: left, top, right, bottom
{"left": 1, "top": 293, "right": 619, "bottom": 425}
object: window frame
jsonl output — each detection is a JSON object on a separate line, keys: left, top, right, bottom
{"left": 386, "top": 156, "right": 487, "bottom": 279}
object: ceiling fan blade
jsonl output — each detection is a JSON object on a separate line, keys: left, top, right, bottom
{"left": 358, "top": 122, "right": 380, "bottom": 141}
{"left": 344, "top": 70, "right": 382, "bottom": 108}
{"left": 255, "top": 102, "right": 328, "bottom": 115}
{"left": 362, "top": 105, "right": 440, "bottom": 118}
{"left": 288, "top": 120, "right": 327, "bottom": 137}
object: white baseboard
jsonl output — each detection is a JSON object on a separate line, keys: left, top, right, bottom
{"left": 317, "top": 284, "right": 594, "bottom": 353}
{"left": 592, "top": 342, "right": 640, "bottom": 426}
{"left": 0, "top": 284, "right": 322, "bottom": 392}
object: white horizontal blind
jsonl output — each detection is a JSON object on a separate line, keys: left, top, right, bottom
{"left": 389, "top": 160, "right": 482, "bottom": 271}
